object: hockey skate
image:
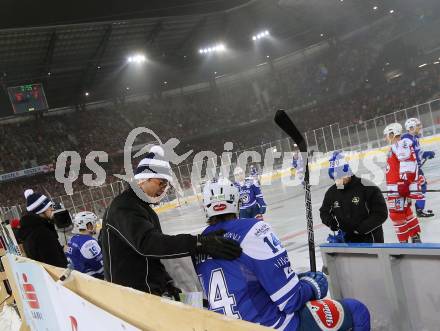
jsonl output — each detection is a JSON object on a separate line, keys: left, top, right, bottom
{"left": 416, "top": 209, "right": 434, "bottom": 218}
{"left": 411, "top": 234, "right": 422, "bottom": 243}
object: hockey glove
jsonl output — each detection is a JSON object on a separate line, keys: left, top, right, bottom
{"left": 196, "top": 230, "right": 242, "bottom": 260}
{"left": 298, "top": 271, "right": 328, "bottom": 300}
{"left": 397, "top": 180, "right": 410, "bottom": 198}
{"left": 327, "top": 230, "right": 346, "bottom": 243}
{"left": 259, "top": 205, "right": 267, "bottom": 215}
{"left": 422, "top": 151, "right": 435, "bottom": 160}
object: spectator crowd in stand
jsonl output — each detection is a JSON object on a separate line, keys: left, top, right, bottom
{"left": 1, "top": 35, "right": 440, "bottom": 206}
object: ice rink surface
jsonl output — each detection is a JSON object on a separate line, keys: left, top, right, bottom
{"left": 159, "top": 139, "right": 440, "bottom": 290}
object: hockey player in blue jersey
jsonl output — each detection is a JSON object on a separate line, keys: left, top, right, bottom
{"left": 193, "top": 178, "right": 371, "bottom": 331}
{"left": 249, "top": 164, "right": 261, "bottom": 185}
{"left": 402, "top": 118, "right": 435, "bottom": 217}
{"left": 65, "top": 211, "right": 104, "bottom": 279}
{"left": 233, "top": 167, "right": 267, "bottom": 219}
{"left": 290, "top": 144, "right": 305, "bottom": 185}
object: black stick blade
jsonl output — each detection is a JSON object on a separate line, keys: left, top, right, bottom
{"left": 274, "top": 109, "right": 307, "bottom": 152}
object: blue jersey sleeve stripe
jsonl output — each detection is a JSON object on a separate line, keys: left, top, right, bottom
{"left": 277, "top": 292, "right": 297, "bottom": 310}
{"left": 273, "top": 314, "right": 286, "bottom": 329}
{"left": 267, "top": 316, "right": 282, "bottom": 328}
{"left": 270, "top": 274, "right": 299, "bottom": 302}
{"left": 85, "top": 266, "right": 104, "bottom": 275}
{"left": 277, "top": 312, "right": 295, "bottom": 331}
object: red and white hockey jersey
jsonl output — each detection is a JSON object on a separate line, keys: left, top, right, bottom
{"left": 386, "top": 138, "right": 423, "bottom": 242}
{"left": 386, "top": 138, "right": 422, "bottom": 200}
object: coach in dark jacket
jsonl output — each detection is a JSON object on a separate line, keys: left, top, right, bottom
{"left": 18, "top": 190, "right": 68, "bottom": 268}
{"left": 320, "top": 152, "right": 388, "bottom": 243}
{"left": 101, "top": 146, "right": 241, "bottom": 297}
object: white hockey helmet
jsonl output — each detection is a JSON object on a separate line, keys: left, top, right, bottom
{"left": 72, "top": 211, "right": 98, "bottom": 234}
{"left": 405, "top": 118, "right": 421, "bottom": 131}
{"left": 202, "top": 178, "right": 239, "bottom": 219}
{"left": 383, "top": 123, "right": 403, "bottom": 137}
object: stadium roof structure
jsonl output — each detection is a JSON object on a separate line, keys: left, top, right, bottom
{"left": 0, "top": 0, "right": 433, "bottom": 113}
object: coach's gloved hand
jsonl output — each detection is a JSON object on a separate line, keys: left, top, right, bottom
{"left": 422, "top": 151, "right": 435, "bottom": 160}
{"left": 327, "top": 230, "right": 346, "bottom": 243}
{"left": 298, "top": 271, "right": 328, "bottom": 300}
{"left": 196, "top": 230, "right": 242, "bottom": 260}
{"left": 397, "top": 180, "right": 410, "bottom": 198}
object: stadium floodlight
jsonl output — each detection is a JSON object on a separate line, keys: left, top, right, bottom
{"left": 199, "top": 43, "right": 227, "bottom": 55}
{"left": 389, "top": 9, "right": 394, "bottom": 14}
{"left": 127, "top": 54, "right": 146, "bottom": 64}
{"left": 252, "top": 30, "right": 270, "bottom": 41}
{"left": 84, "top": 92, "right": 89, "bottom": 97}
{"left": 373, "top": 6, "right": 378, "bottom": 10}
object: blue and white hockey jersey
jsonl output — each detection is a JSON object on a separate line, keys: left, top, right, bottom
{"left": 66, "top": 234, "right": 104, "bottom": 279}
{"left": 291, "top": 153, "right": 304, "bottom": 172}
{"left": 193, "top": 219, "right": 315, "bottom": 330}
{"left": 235, "top": 179, "right": 267, "bottom": 214}
{"left": 401, "top": 133, "right": 423, "bottom": 166}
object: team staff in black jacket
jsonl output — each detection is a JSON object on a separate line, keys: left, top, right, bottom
{"left": 101, "top": 146, "right": 242, "bottom": 297}
{"left": 18, "top": 189, "right": 68, "bottom": 268}
{"left": 320, "top": 152, "right": 388, "bottom": 243}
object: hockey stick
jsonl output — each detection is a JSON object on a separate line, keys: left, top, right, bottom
{"left": 381, "top": 189, "right": 440, "bottom": 194}
{"left": 0, "top": 222, "right": 21, "bottom": 256}
{"left": 274, "top": 109, "right": 316, "bottom": 272}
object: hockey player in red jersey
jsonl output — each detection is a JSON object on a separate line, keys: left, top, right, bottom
{"left": 384, "top": 123, "right": 423, "bottom": 243}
